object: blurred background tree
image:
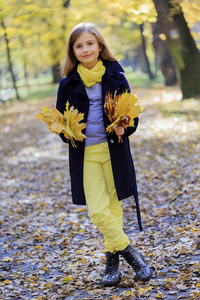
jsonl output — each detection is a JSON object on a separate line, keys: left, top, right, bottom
{"left": 0, "top": 0, "right": 200, "bottom": 101}
{"left": 152, "top": 0, "right": 200, "bottom": 98}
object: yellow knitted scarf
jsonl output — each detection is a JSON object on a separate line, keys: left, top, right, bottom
{"left": 77, "top": 60, "right": 106, "bottom": 87}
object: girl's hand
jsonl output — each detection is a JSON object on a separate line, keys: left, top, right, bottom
{"left": 113, "top": 125, "right": 124, "bottom": 143}
{"left": 114, "top": 125, "right": 124, "bottom": 136}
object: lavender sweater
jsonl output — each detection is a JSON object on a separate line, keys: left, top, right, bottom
{"left": 85, "top": 83, "right": 107, "bottom": 147}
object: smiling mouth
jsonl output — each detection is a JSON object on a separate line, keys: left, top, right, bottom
{"left": 83, "top": 54, "right": 91, "bottom": 58}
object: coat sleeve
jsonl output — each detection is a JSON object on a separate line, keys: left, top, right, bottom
{"left": 56, "top": 79, "right": 69, "bottom": 144}
{"left": 117, "top": 72, "right": 139, "bottom": 137}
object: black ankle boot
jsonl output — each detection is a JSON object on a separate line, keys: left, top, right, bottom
{"left": 102, "top": 251, "right": 121, "bottom": 286}
{"left": 119, "top": 244, "right": 153, "bottom": 281}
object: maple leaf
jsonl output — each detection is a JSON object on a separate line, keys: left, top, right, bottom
{"left": 104, "top": 90, "right": 144, "bottom": 142}
{"left": 63, "top": 102, "right": 87, "bottom": 147}
{"left": 35, "top": 101, "right": 86, "bottom": 147}
{"left": 50, "top": 122, "right": 65, "bottom": 134}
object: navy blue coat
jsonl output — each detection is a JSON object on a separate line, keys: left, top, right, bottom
{"left": 56, "top": 60, "right": 142, "bottom": 230}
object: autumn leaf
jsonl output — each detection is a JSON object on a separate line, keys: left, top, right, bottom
{"left": 109, "top": 296, "right": 122, "bottom": 300}
{"left": 62, "top": 276, "right": 73, "bottom": 284}
{"left": 189, "top": 291, "right": 200, "bottom": 297}
{"left": 121, "top": 290, "right": 136, "bottom": 297}
{"left": 196, "top": 283, "right": 200, "bottom": 288}
{"left": 51, "top": 122, "right": 65, "bottom": 134}
{"left": 3, "top": 280, "right": 11, "bottom": 285}
{"left": 104, "top": 90, "right": 144, "bottom": 142}
{"left": 170, "top": 269, "right": 180, "bottom": 273}
{"left": 1, "top": 257, "right": 12, "bottom": 262}
{"left": 34, "top": 246, "right": 43, "bottom": 250}
{"left": 154, "top": 291, "right": 166, "bottom": 298}
{"left": 40, "top": 266, "right": 49, "bottom": 273}
{"left": 137, "top": 285, "right": 153, "bottom": 295}
{"left": 63, "top": 102, "right": 87, "bottom": 146}
{"left": 35, "top": 101, "right": 86, "bottom": 147}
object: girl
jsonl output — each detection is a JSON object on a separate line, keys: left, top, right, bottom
{"left": 56, "top": 23, "right": 153, "bottom": 286}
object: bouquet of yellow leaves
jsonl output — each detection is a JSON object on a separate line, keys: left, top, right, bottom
{"left": 104, "top": 90, "right": 144, "bottom": 142}
{"left": 35, "top": 102, "right": 86, "bottom": 147}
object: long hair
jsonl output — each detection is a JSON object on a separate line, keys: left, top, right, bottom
{"left": 60, "top": 23, "right": 118, "bottom": 77}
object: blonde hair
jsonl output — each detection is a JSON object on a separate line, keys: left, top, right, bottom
{"left": 61, "top": 23, "right": 118, "bottom": 77}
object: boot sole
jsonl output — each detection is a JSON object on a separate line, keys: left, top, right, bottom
{"left": 102, "top": 272, "right": 122, "bottom": 286}
{"left": 135, "top": 267, "right": 153, "bottom": 282}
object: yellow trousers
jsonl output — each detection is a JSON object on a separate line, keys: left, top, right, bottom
{"left": 83, "top": 142, "right": 130, "bottom": 253}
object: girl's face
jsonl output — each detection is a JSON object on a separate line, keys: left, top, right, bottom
{"left": 73, "top": 31, "right": 102, "bottom": 69}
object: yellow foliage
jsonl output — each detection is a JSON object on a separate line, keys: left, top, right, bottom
{"left": 171, "top": 0, "right": 200, "bottom": 26}
{"left": 3, "top": 279, "right": 11, "bottom": 284}
{"left": 104, "top": 90, "right": 144, "bottom": 142}
{"left": 34, "top": 246, "right": 43, "bottom": 250}
{"left": 40, "top": 266, "right": 49, "bottom": 273}
{"left": 123, "top": 290, "right": 135, "bottom": 296}
{"left": 137, "top": 285, "right": 153, "bottom": 295}
{"left": 109, "top": 296, "right": 122, "bottom": 300}
{"left": 154, "top": 291, "right": 166, "bottom": 299}
{"left": 196, "top": 283, "right": 200, "bottom": 287}
{"left": 35, "top": 102, "right": 86, "bottom": 147}
{"left": 100, "top": 0, "right": 157, "bottom": 23}
{"left": 62, "top": 276, "right": 73, "bottom": 284}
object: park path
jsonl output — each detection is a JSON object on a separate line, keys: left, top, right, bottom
{"left": 0, "top": 86, "right": 200, "bottom": 300}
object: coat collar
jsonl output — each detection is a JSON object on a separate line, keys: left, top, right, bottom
{"left": 62, "top": 60, "right": 124, "bottom": 84}
{"left": 62, "top": 60, "right": 125, "bottom": 97}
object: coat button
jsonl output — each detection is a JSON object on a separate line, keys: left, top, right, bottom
{"left": 110, "top": 139, "right": 114, "bottom": 143}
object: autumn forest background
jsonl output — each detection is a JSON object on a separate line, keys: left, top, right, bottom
{"left": 0, "top": 1, "right": 200, "bottom": 300}
{"left": 1, "top": 0, "right": 200, "bottom": 101}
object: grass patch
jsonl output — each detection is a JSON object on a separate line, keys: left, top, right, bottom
{"left": 160, "top": 98, "right": 200, "bottom": 120}
{"left": 124, "top": 68, "right": 164, "bottom": 88}
{"left": 1, "top": 83, "right": 58, "bottom": 106}
{"left": 26, "top": 84, "right": 58, "bottom": 104}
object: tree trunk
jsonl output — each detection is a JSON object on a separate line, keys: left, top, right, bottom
{"left": 151, "top": 22, "right": 177, "bottom": 86}
{"left": 135, "top": 45, "right": 147, "bottom": 73}
{"left": 63, "top": 0, "right": 70, "bottom": 8}
{"left": 1, "top": 20, "right": 20, "bottom": 100}
{"left": 51, "top": 0, "right": 70, "bottom": 83}
{"left": 139, "top": 23, "right": 154, "bottom": 80}
{"left": 52, "top": 63, "right": 61, "bottom": 83}
{"left": 152, "top": 0, "right": 200, "bottom": 99}
{"left": 19, "top": 36, "right": 30, "bottom": 92}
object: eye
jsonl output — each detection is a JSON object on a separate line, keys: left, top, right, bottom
{"left": 76, "top": 45, "right": 81, "bottom": 49}
{"left": 88, "top": 42, "right": 93, "bottom": 46}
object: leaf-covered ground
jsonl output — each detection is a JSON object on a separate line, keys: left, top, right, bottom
{"left": 0, "top": 87, "right": 200, "bottom": 300}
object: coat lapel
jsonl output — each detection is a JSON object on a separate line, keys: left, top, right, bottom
{"left": 73, "top": 81, "right": 88, "bottom": 97}
{"left": 64, "top": 71, "right": 88, "bottom": 98}
{"left": 102, "top": 71, "right": 124, "bottom": 104}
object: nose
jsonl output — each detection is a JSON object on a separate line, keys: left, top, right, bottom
{"left": 83, "top": 45, "right": 88, "bottom": 52}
